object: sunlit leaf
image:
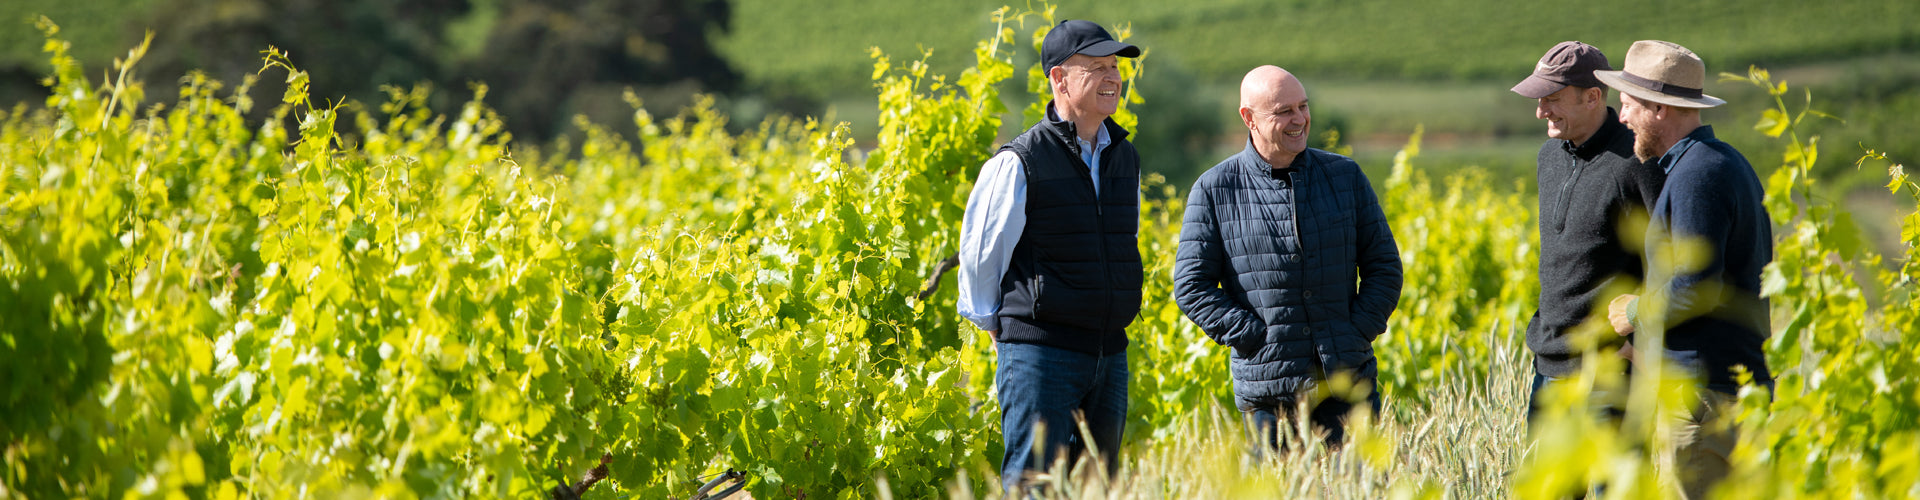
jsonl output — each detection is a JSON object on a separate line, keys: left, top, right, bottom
{"left": 1756, "top": 108, "right": 1789, "bottom": 138}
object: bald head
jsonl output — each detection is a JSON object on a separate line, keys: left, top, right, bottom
{"left": 1239, "top": 66, "right": 1313, "bottom": 167}
{"left": 1240, "top": 65, "right": 1304, "bottom": 109}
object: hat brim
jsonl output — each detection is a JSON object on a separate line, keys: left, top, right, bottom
{"left": 1510, "top": 74, "right": 1567, "bottom": 99}
{"left": 1594, "top": 70, "right": 1725, "bottom": 109}
{"left": 1078, "top": 39, "right": 1141, "bottom": 58}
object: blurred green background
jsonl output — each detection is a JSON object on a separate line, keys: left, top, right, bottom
{"left": 716, "top": 0, "right": 1919, "bottom": 196}
{"left": 4, "top": 0, "right": 1916, "bottom": 222}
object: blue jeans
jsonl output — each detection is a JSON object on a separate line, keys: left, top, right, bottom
{"left": 1526, "top": 372, "right": 1558, "bottom": 427}
{"left": 995, "top": 342, "right": 1128, "bottom": 493}
{"left": 1243, "top": 388, "right": 1379, "bottom": 456}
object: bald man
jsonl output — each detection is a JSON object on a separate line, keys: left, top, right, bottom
{"left": 1174, "top": 66, "right": 1402, "bottom": 452}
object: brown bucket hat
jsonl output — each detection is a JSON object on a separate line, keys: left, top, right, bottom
{"left": 1593, "top": 40, "right": 1725, "bottom": 109}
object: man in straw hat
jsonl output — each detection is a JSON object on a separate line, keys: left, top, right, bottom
{"left": 957, "top": 18, "right": 1141, "bottom": 494}
{"left": 1510, "top": 41, "right": 1664, "bottom": 430}
{"left": 1599, "top": 40, "right": 1775, "bottom": 499}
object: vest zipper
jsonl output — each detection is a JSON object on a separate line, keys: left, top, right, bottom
{"left": 1082, "top": 137, "right": 1112, "bottom": 354}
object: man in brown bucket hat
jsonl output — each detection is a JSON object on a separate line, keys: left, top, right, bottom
{"left": 1599, "top": 40, "right": 1775, "bottom": 500}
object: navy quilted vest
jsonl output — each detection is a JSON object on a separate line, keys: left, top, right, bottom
{"left": 994, "top": 110, "right": 1142, "bottom": 355}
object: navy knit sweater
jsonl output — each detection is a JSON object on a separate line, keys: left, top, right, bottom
{"left": 1641, "top": 125, "right": 1774, "bottom": 392}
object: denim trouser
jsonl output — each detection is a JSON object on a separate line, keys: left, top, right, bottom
{"left": 1528, "top": 372, "right": 1630, "bottom": 434}
{"left": 1243, "top": 388, "right": 1380, "bottom": 455}
{"left": 995, "top": 342, "right": 1128, "bottom": 493}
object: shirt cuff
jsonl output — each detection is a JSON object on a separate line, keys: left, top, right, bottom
{"left": 966, "top": 315, "right": 999, "bottom": 332}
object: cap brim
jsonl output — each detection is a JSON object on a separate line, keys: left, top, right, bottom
{"left": 1511, "top": 74, "right": 1566, "bottom": 99}
{"left": 1078, "top": 39, "right": 1141, "bottom": 58}
{"left": 1594, "top": 70, "right": 1726, "bottom": 109}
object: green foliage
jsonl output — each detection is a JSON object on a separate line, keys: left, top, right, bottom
{"left": 1, "top": 9, "right": 1006, "bottom": 498}
{"left": 5, "top": 6, "right": 1919, "bottom": 500}
{"left": 1373, "top": 127, "right": 1537, "bottom": 402}
{"left": 1708, "top": 67, "right": 1920, "bottom": 499}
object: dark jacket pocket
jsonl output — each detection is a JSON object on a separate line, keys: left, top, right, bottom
{"left": 1230, "top": 319, "right": 1267, "bottom": 358}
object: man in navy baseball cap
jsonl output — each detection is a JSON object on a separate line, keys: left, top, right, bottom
{"left": 958, "top": 17, "right": 1143, "bottom": 496}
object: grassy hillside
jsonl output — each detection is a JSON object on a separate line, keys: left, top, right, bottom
{"left": 12, "top": 0, "right": 1915, "bottom": 99}
{"left": 719, "top": 0, "right": 1920, "bottom": 99}
{"left": 0, "top": 0, "right": 151, "bottom": 69}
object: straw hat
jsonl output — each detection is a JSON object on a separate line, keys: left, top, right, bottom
{"left": 1593, "top": 40, "right": 1725, "bottom": 109}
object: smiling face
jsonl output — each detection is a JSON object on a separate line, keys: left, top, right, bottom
{"left": 1240, "top": 67, "right": 1311, "bottom": 166}
{"left": 1537, "top": 86, "right": 1606, "bottom": 145}
{"left": 1051, "top": 54, "right": 1123, "bottom": 122}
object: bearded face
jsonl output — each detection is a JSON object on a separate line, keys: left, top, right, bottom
{"left": 1619, "top": 93, "right": 1668, "bottom": 162}
{"left": 1632, "top": 123, "right": 1666, "bottom": 163}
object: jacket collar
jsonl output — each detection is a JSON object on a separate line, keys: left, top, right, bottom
{"left": 1238, "top": 139, "right": 1312, "bottom": 174}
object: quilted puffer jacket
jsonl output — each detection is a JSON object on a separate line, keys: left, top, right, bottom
{"left": 1174, "top": 142, "right": 1403, "bottom": 410}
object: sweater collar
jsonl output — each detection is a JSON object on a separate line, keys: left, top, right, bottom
{"left": 1654, "top": 125, "right": 1717, "bottom": 175}
{"left": 1565, "top": 107, "right": 1627, "bottom": 160}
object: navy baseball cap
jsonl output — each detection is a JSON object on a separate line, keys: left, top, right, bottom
{"left": 1041, "top": 20, "right": 1140, "bottom": 74}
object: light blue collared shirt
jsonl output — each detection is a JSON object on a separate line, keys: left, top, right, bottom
{"left": 956, "top": 126, "right": 1119, "bottom": 331}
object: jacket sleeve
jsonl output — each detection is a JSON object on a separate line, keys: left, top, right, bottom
{"left": 1173, "top": 182, "right": 1266, "bottom": 348}
{"left": 1349, "top": 177, "right": 1403, "bottom": 341}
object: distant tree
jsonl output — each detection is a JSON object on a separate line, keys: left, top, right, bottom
{"left": 462, "top": 0, "right": 740, "bottom": 142}
{"left": 1132, "top": 60, "right": 1226, "bottom": 192}
{"left": 0, "top": 65, "right": 43, "bottom": 107}
{"left": 138, "top": 0, "right": 471, "bottom": 115}
{"left": 128, "top": 0, "right": 739, "bottom": 144}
